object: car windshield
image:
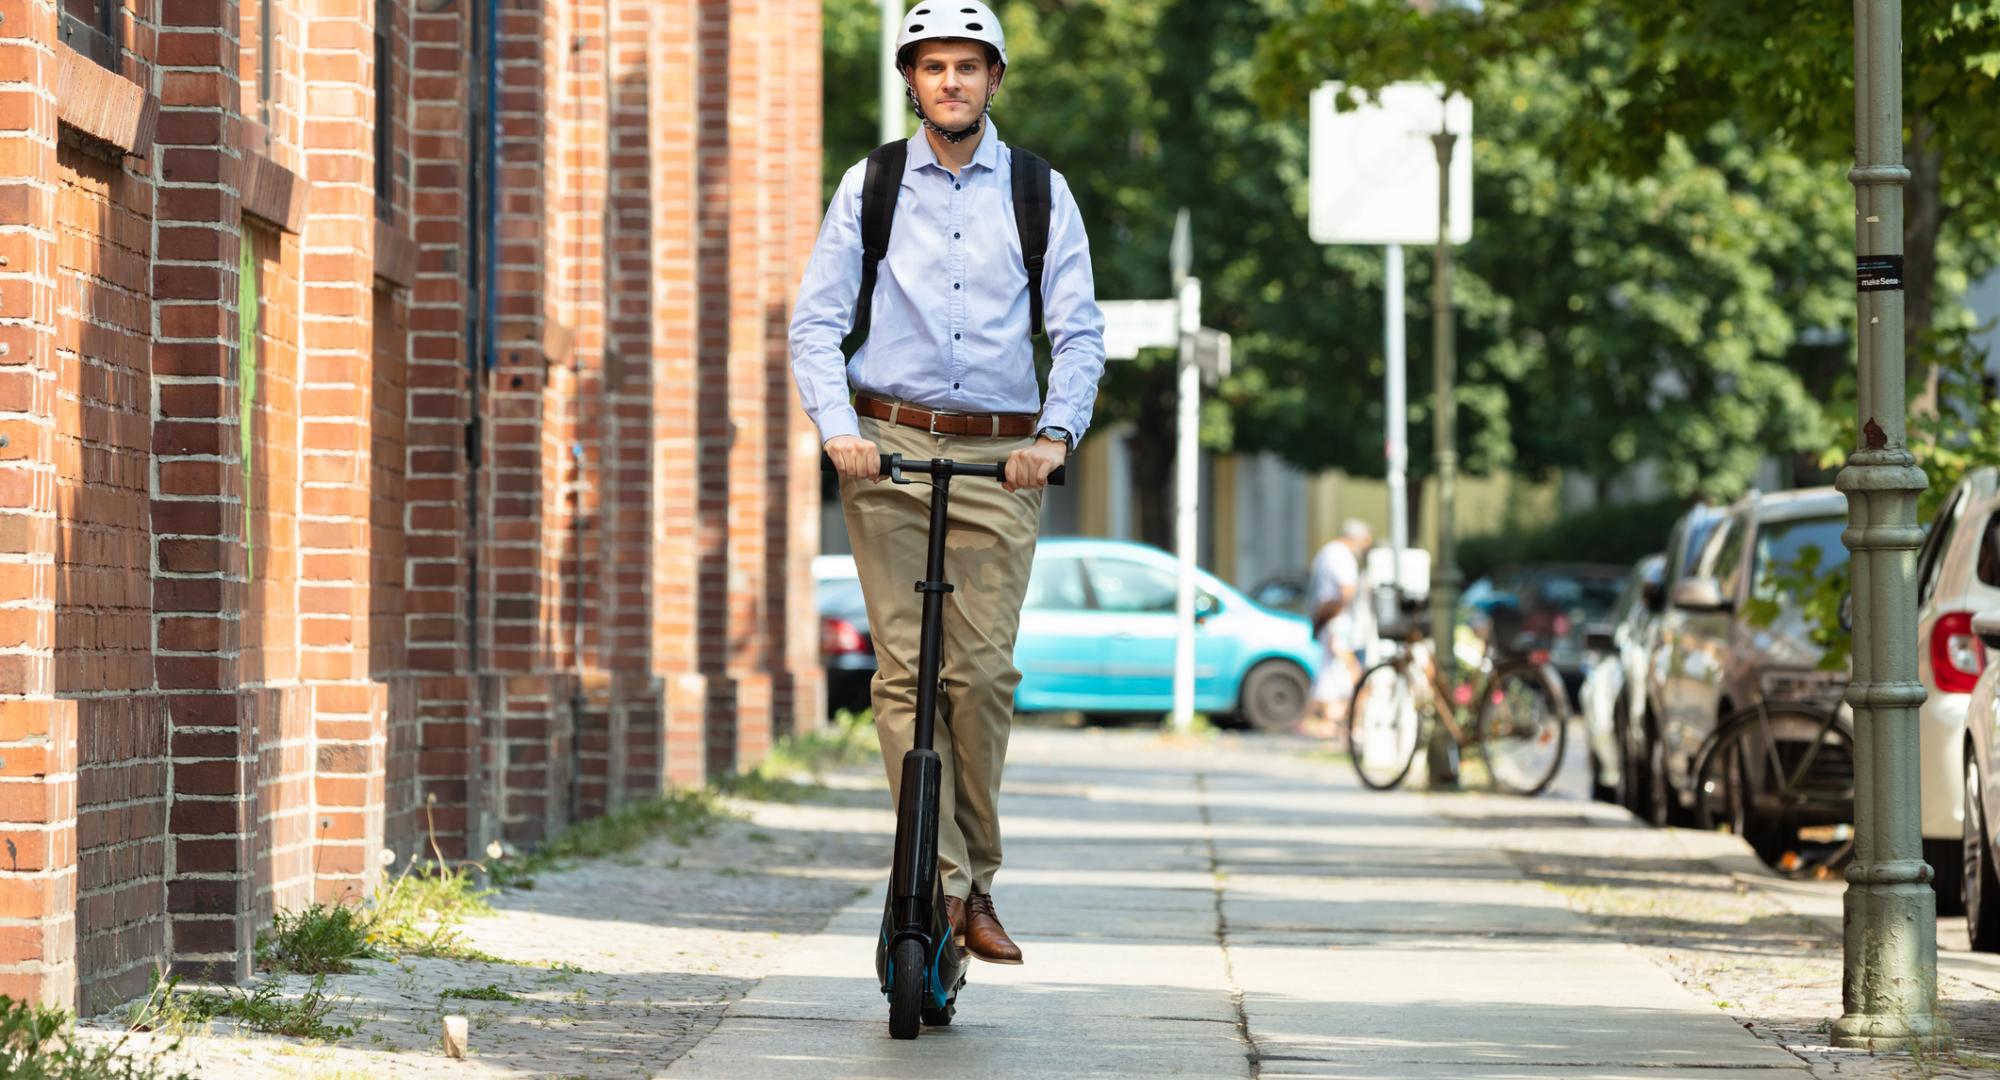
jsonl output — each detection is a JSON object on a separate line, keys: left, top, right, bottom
{"left": 1751, "top": 514, "right": 1851, "bottom": 614}
{"left": 816, "top": 576, "right": 866, "bottom": 618}
{"left": 1538, "top": 575, "right": 1624, "bottom": 619}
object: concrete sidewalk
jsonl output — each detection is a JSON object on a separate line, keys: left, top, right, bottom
{"left": 665, "top": 728, "right": 1812, "bottom": 1079}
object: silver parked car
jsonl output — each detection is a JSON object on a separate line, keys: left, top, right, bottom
{"left": 1915, "top": 467, "right": 2000, "bottom": 911}
{"left": 1647, "top": 488, "right": 1852, "bottom": 833}
{"left": 1628, "top": 503, "right": 1728, "bottom": 825}
{"left": 1580, "top": 554, "right": 1665, "bottom": 812}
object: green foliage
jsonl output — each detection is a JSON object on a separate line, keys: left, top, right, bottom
{"left": 0, "top": 995, "right": 190, "bottom": 1080}
{"left": 1744, "top": 545, "right": 1853, "bottom": 674}
{"left": 488, "top": 789, "right": 734, "bottom": 891}
{"left": 254, "top": 904, "right": 383, "bottom": 976}
{"left": 1457, "top": 495, "right": 1688, "bottom": 584}
{"left": 715, "top": 707, "right": 879, "bottom": 803}
{"left": 131, "top": 972, "right": 353, "bottom": 1043}
{"left": 439, "top": 984, "right": 519, "bottom": 1004}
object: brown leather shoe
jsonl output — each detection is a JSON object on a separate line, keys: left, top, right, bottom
{"left": 943, "top": 895, "right": 968, "bottom": 947}
{"left": 965, "top": 891, "right": 1023, "bottom": 965}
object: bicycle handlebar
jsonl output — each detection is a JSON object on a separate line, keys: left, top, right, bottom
{"left": 821, "top": 452, "right": 1066, "bottom": 487}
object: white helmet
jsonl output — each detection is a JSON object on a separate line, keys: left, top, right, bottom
{"left": 895, "top": 2, "right": 1007, "bottom": 68}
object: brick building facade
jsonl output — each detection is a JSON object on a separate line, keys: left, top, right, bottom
{"left": 0, "top": 0, "right": 823, "bottom": 1011}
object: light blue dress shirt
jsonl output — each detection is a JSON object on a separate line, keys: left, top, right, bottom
{"left": 789, "top": 126, "right": 1107, "bottom": 448}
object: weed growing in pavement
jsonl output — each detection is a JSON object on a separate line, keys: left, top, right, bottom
{"left": 131, "top": 973, "right": 354, "bottom": 1042}
{"left": 715, "top": 709, "right": 878, "bottom": 803}
{"left": 256, "top": 904, "right": 384, "bottom": 975}
{"left": 489, "top": 788, "right": 733, "bottom": 890}
{"left": 1, "top": 993, "right": 192, "bottom": 1080}
{"left": 439, "top": 985, "right": 519, "bottom": 1003}
{"left": 368, "top": 854, "right": 496, "bottom": 958}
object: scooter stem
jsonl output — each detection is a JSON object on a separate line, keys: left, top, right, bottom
{"left": 911, "top": 460, "right": 955, "bottom": 754}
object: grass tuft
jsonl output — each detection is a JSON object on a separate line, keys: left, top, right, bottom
{"left": 714, "top": 709, "right": 878, "bottom": 803}
{"left": 1, "top": 994, "right": 192, "bottom": 1080}
{"left": 130, "top": 973, "right": 353, "bottom": 1043}
{"left": 438, "top": 984, "right": 518, "bottom": 1003}
{"left": 256, "top": 904, "right": 383, "bottom": 976}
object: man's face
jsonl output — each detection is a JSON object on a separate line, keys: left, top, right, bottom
{"left": 906, "top": 40, "right": 1002, "bottom": 130}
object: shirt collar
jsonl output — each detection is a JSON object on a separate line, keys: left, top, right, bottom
{"left": 905, "top": 122, "right": 1004, "bottom": 176}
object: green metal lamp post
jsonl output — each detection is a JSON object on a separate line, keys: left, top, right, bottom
{"left": 1832, "top": 0, "right": 1948, "bottom": 1052}
{"left": 1424, "top": 123, "right": 1462, "bottom": 790}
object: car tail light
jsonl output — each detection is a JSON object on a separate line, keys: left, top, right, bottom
{"left": 821, "top": 617, "right": 866, "bottom": 657}
{"left": 1933, "top": 610, "right": 1988, "bottom": 694}
{"left": 1553, "top": 613, "right": 1572, "bottom": 638}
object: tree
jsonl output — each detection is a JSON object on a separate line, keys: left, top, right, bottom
{"left": 1254, "top": 0, "right": 2000, "bottom": 383}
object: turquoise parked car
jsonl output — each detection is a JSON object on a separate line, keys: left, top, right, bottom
{"left": 1014, "top": 538, "right": 1319, "bottom": 731}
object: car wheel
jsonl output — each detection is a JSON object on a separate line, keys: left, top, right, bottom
{"left": 1966, "top": 756, "right": 2000, "bottom": 951}
{"left": 1927, "top": 837, "right": 1965, "bottom": 917}
{"left": 1646, "top": 724, "right": 1679, "bottom": 829}
{"left": 1239, "top": 660, "right": 1311, "bottom": 734}
{"left": 1614, "top": 700, "right": 1649, "bottom": 819}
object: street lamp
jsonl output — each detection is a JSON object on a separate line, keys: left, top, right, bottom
{"left": 1832, "top": 0, "right": 1948, "bottom": 1052}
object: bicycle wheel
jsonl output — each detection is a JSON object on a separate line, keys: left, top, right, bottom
{"left": 1694, "top": 703, "right": 1855, "bottom": 878}
{"left": 1476, "top": 660, "right": 1569, "bottom": 797}
{"left": 1349, "top": 661, "right": 1423, "bottom": 791}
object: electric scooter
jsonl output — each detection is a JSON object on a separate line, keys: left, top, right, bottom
{"left": 824, "top": 450, "right": 1065, "bottom": 1040}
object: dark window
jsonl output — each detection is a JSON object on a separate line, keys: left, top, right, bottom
{"left": 1977, "top": 512, "right": 2000, "bottom": 589}
{"left": 1917, "top": 488, "right": 1964, "bottom": 604}
{"left": 259, "top": 0, "right": 273, "bottom": 126}
{"left": 374, "top": 0, "right": 393, "bottom": 221}
{"left": 60, "top": 0, "right": 119, "bottom": 71}
{"left": 1750, "top": 514, "right": 1851, "bottom": 612}
{"left": 1703, "top": 515, "right": 1749, "bottom": 599}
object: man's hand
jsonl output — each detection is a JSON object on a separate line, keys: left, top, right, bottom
{"left": 825, "top": 435, "right": 883, "bottom": 482}
{"left": 1004, "top": 436, "right": 1067, "bottom": 493}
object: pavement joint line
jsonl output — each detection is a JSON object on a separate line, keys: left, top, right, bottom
{"left": 1198, "top": 770, "right": 1264, "bottom": 1080}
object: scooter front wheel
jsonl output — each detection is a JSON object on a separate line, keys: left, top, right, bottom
{"left": 888, "top": 937, "right": 925, "bottom": 1040}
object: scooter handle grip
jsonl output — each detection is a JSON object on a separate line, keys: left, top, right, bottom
{"left": 819, "top": 451, "right": 1066, "bottom": 487}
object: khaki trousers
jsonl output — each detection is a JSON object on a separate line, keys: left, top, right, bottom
{"left": 840, "top": 414, "right": 1042, "bottom": 899}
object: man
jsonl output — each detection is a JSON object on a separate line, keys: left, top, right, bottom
{"left": 1305, "top": 520, "right": 1375, "bottom": 738}
{"left": 789, "top": 1, "right": 1105, "bottom": 967}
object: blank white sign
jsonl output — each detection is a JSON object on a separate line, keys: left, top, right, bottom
{"left": 1310, "top": 81, "right": 1473, "bottom": 246}
{"left": 1099, "top": 299, "right": 1180, "bottom": 360}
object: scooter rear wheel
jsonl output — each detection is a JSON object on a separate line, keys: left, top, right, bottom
{"left": 888, "top": 937, "right": 925, "bottom": 1040}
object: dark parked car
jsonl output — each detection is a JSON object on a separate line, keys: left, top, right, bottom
{"left": 1461, "top": 564, "right": 1628, "bottom": 703}
{"left": 816, "top": 555, "right": 875, "bottom": 716}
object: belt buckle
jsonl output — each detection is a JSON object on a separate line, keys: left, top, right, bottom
{"left": 927, "top": 410, "right": 947, "bottom": 436}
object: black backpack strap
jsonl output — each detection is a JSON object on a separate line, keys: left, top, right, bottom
{"left": 1010, "top": 147, "right": 1053, "bottom": 339}
{"left": 841, "top": 140, "right": 909, "bottom": 360}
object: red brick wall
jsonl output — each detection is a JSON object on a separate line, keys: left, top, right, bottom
{"left": 0, "top": 0, "right": 824, "bottom": 1007}
{"left": 56, "top": 139, "right": 161, "bottom": 1015}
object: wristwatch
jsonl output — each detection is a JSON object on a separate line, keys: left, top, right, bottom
{"left": 1037, "top": 426, "right": 1072, "bottom": 450}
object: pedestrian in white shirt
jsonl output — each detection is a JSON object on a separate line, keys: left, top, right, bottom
{"left": 1305, "top": 520, "right": 1375, "bottom": 739}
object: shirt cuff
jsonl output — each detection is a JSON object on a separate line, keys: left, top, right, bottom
{"left": 1034, "top": 410, "right": 1081, "bottom": 449}
{"left": 815, "top": 404, "right": 862, "bottom": 446}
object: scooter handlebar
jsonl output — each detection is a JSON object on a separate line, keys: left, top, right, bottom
{"left": 820, "top": 452, "right": 1066, "bottom": 486}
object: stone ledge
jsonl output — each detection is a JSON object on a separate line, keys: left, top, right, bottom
{"left": 240, "top": 150, "right": 307, "bottom": 234}
{"left": 373, "top": 218, "right": 420, "bottom": 289}
{"left": 54, "top": 43, "right": 155, "bottom": 156}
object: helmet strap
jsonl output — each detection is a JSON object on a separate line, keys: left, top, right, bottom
{"left": 906, "top": 84, "right": 993, "bottom": 145}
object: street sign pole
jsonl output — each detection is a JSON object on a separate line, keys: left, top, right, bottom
{"left": 1832, "top": 0, "right": 1947, "bottom": 1051}
{"left": 879, "top": 0, "right": 903, "bottom": 146}
{"left": 1385, "top": 243, "right": 1408, "bottom": 565}
{"left": 1172, "top": 211, "right": 1200, "bottom": 734}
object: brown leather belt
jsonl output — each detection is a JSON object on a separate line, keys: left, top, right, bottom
{"left": 854, "top": 393, "right": 1036, "bottom": 438}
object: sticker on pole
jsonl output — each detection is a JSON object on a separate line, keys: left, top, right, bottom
{"left": 1857, "top": 255, "right": 1904, "bottom": 292}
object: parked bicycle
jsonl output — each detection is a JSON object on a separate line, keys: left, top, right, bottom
{"left": 1347, "top": 587, "right": 1572, "bottom": 796}
{"left": 1690, "top": 696, "right": 1856, "bottom": 878}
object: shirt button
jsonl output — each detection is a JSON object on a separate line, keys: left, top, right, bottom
{"left": 953, "top": 382, "right": 961, "bottom": 389}
{"left": 954, "top": 232, "right": 961, "bottom": 239}
{"left": 954, "top": 182, "right": 961, "bottom": 190}
{"left": 953, "top": 283, "right": 960, "bottom": 290}
{"left": 954, "top": 333, "right": 961, "bottom": 340}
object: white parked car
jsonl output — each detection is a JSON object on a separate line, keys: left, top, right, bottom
{"left": 1958, "top": 611, "right": 2000, "bottom": 947}
{"left": 1580, "top": 554, "right": 1665, "bottom": 813}
{"left": 1916, "top": 467, "right": 2000, "bottom": 912}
